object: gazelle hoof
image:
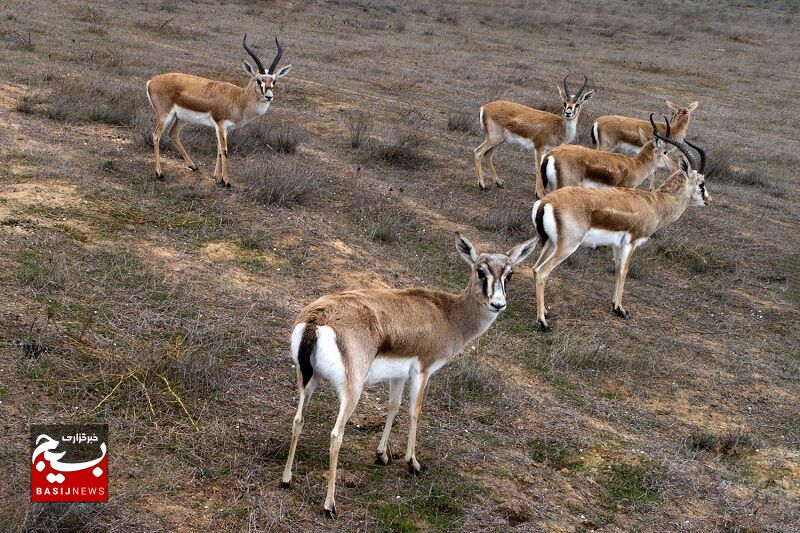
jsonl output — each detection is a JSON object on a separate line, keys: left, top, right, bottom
{"left": 495, "top": 181, "right": 504, "bottom": 189}
{"left": 324, "top": 506, "right": 337, "bottom": 520}
{"left": 375, "top": 452, "right": 391, "bottom": 466}
{"left": 537, "top": 319, "right": 551, "bottom": 332}
{"left": 612, "top": 305, "right": 630, "bottom": 319}
{"left": 407, "top": 459, "right": 427, "bottom": 476}
{"left": 225, "top": 182, "right": 232, "bottom": 189}
{"left": 279, "top": 481, "right": 290, "bottom": 489}
{"left": 155, "top": 172, "right": 164, "bottom": 181}
{"left": 189, "top": 164, "right": 198, "bottom": 172}
{"left": 479, "top": 183, "right": 487, "bottom": 191}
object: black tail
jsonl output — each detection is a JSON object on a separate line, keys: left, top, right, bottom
{"left": 534, "top": 204, "right": 549, "bottom": 246}
{"left": 540, "top": 157, "right": 550, "bottom": 191}
{"left": 298, "top": 323, "right": 316, "bottom": 387}
{"left": 590, "top": 122, "right": 598, "bottom": 146}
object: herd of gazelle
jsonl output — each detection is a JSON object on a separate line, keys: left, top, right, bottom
{"left": 146, "top": 39, "right": 709, "bottom": 517}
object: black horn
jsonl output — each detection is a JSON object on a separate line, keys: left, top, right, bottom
{"left": 663, "top": 114, "right": 671, "bottom": 139}
{"left": 661, "top": 136, "right": 699, "bottom": 171}
{"left": 563, "top": 74, "right": 570, "bottom": 97}
{"left": 242, "top": 34, "right": 266, "bottom": 74}
{"left": 685, "top": 140, "right": 706, "bottom": 173}
{"left": 576, "top": 75, "right": 588, "bottom": 98}
{"left": 650, "top": 114, "right": 664, "bottom": 141}
{"left": 267, "top": 37, "right": 283, "bottom": 75}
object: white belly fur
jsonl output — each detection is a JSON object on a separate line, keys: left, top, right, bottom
{"left": 365, "top": 357, "right": 419, "bottom": 386}
{"left": 174, "top": 105, "right": 216, "bottom": 128}
{"left": 616, "top": 143, "right": 641, "bottom": 156}
{"left": 582, "top": 228, "right": 630, "bottom": 249}
{"left": 504, "top": 131, "right": 535, "bottom": 150}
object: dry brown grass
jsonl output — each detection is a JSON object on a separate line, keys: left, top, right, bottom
{"left": 1, "top": 0, "right": 798, "bottom": 531}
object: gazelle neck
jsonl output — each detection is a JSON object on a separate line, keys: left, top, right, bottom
{"left": 451, "top": 283, "right": 500, "bottom": 347}
{"left": 654, "top": 173, "right": 692, "bottom": 228}
{"left": 563, "top": 116, "right": 578, "bottom": 143}
{"left": 634, "top": 142, "right": 659, "bottom": 175}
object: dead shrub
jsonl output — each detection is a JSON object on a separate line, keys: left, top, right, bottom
{"left": 32, "top": 77, "right": 140, "bottom": 126}
{"left": 447, "top": 112, "right": 479, "bottom": 134}
{"left": 240, "top": 156, "right": 320, "bottom": 207}
{"left": 345, "top": 110, "right": 373, "bottom": 148}
{"left": 369, "top": 129, "right": 430, "bottom": 170}
{"left": 4, "top": 29, "right": 33, "bottom": 51}
{"left": 356, "top": 202, "right": 413, "bottom": 244}
{"left": 230, "top": 119, "right": 306, "bottom": 155}
{"left": 476, "top": 208, "right": 529, "bottom": 237}
{"left": 74, "top": 5, "right": 104, "bottom": 23}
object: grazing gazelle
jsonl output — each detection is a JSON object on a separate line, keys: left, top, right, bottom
{"left": 592, "top": 100, "right": 698, "bottom": 156}
{"left": 530, "top": 136, "right": 707, "bottom": 330}
{"left": 280, "top": 234, "right": 536, "bottom": 518}
{"left": 542, "top": 114, "right": 672, "bottom": 193}
{"left": 146, "top": 35, "right": 292, "bottom": 187}
{"left": 474, "top": 74, "right": 595, "bottom": 197}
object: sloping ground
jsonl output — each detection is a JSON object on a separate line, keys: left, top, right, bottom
{"left": 1, "top": 0, "right": 798, "bottom": 531}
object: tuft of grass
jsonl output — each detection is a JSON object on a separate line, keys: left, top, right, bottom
{"left": 74, "top": 5, "right": 105, "bottom": 23}
{"left": 527, "top": 438, "right": 582, "bottom": 469}
{"left": 369, "top": 129, "right": 430, "bottom": 170}
{"left": 433, "top": 353, "right": 499, "bottom": 410}
{"left": 240, "top": 156, "right": 320, "bottom": 207}
{"left": 446, "top": 112, "right": 479, "bottom": 134}
{"left": 603, "top": 461, "right": 662, "bottom": 504}
{"left": 230, "top": 119, "right": 306, "bottom": 156}
{"left": 685, "top": 428, "right": 758, "bottom": 458}
{"left": 30, "top": 77, "right": 141, "bottom": 126}
{"left": 345, "top": 110, "right": 373, "bottom": 148}
{"left": 476, "top": 208, "right": 529, "bottom": 237}
{"left": 5, "top": 29, "right": 34, "bottom": 51}
{"left": 356, "top": 203, "right": 414, "bottom": 243}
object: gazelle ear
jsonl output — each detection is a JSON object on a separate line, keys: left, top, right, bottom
{"left": 663, "top": 155, "right": 679, "bottom": 173}
{"left": 242, "top": 59, "right": 257, "bottom": 77}
{"left": 455, "top": 233, "right": 479, "bottom": 265}
{"left": 637, "top": 127, "right": 648, "bottom": 144}
{"left": 274, "top": 64, "right": 292, "bottom": 79}
{"left": 507, "top": 239, "right": 537, "bottom": 265}
{"left": 687, "top": 101, "right": 699, "bottom": 112}
{"left": 665, "top": 100, "right": 678, "bottom": 113}
{"left": 580, "top": 89, "right": 594, "bottom": 101}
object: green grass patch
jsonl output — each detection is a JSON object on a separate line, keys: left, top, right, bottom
{"left": 602, "top": 461, "right": 662, "bottom": 505}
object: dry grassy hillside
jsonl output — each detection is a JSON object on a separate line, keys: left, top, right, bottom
{"left": 1, "top": 0, "right": 798, "bottom": 531}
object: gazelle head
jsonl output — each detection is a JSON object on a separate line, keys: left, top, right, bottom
{"left": 663, "top": 137, "right": 709, "bottom": 206}
{"left": 665, "top": 100, "right": 699, "bottom": 123}
{"left": 455, "top": 233, "right": 536, "bottom": 313}
{"left": 557, "top": 74, "right": 594, "bottom": 120}
{"left": 242, "top": 35, "right": 293, "bottom": 103}
{"left": 647, "top": 114, "right": 674, "bottom": 170}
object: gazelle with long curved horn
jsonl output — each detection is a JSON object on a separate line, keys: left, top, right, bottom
{"left": 474, "top": 74, "right": 595, "bottom": 197}
{"left": 592, "top": 100, "right": 699, "bottom": 157}
{"left": 530, "top": 137, "right": 708, "bottom": 330}
{"left": 280, "top": 234, "right": 536, "bottom": 518}
{"left": 146, "top": 35, "right": 292, "bottom": 187}
{"left": 541, "top": 114, "right": 672, "bottom": 193}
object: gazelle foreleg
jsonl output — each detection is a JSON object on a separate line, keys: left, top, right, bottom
{"left": 533, "top": 147, "right": 545, "bottom": 199}
{"left": 280, "top": 372, "right": 319, "bottom": 488}
{"left": 214, "top": 122, "right": 231, "bottom": 187}
{"left": 473, "top": 140, "right": 492, "bottom": 190}
{"left": 168, "top": 119, "right": 198, "bottom": 172}
{"left": 376, "top": 377, "right": 406, "bottom": 465}
{"left": 405, "top": 370, "right": 430, "bottom": 475}
{"left": 612, "top": 243, "right": 635, "bottom": 318}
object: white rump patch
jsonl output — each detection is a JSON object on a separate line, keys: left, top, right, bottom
{"left": 503, "top": 130, "right": 534, "bottom": 150}
{"left": 531, "top": 200, "right": 541, "bottom": 226}
{"left": 479, "top": 107, "right": 484, "bottom": 131}
{"left": 313, "top": 326, "right": 346, "bottom": 391}
{"left": 542, "top": 204, "right": 557, "bottom": 242}
{"left": 582, "top": 229, "right": 630, "bottom": 249}
{"left": 290, "top": 324, "right": 305, "bottom": 366}
{"left": 592, "top": 122, "right": 599, "bottom": 145}
{"left": 366, "top": 357, "right": 418, "bottom": 386}
{"left": 545, "top": 156, "right": 557, "bottom": 190}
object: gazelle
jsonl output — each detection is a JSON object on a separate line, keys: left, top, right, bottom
{"left": 530, "top": 136, "right": 707, "bottom": 330}
{"left": 592, "top": 100, "right": 698, "bottom": 156}
{"left": 542, "top": 114, "right": 672, "bottom": 193}
{"left": 280, "top": 234, "right": 536, "bottom": 518}
{"left": 474, "top": 74, "right": 595, "bottom": 197}
{"left": 146, "top": 35, "right": 292, "bottom": 187}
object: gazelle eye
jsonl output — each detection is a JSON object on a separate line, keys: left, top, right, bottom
{"left": 477, "top": 269, "right": 486, "bottom": 280}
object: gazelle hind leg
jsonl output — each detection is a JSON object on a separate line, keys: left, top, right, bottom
{"left": 151, "top": 111, "right": 175, "bottom": 180}
{"left": 485, "top": 143, "right": 505, "bottom": 188}
{"left": 214, "top": 123, "right": 230, "bottom": 187}
{"left": 376, "top": 378, "right": 406, "bottom": 465}
{"left": 168, "top": 119, "right": 198, "bottom": 171}
{"left": 474, "top": 139, "right": 491, "bottom": 190}
{"left": 325, "top": 384, "right": 363, "bottom": 519}
{"left": 281, "top": 373, "right": 319, "bottom": 487}
{"left": 534, "top": 243, "right": 580, "bottom": 330}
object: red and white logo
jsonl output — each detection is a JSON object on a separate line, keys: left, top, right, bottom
{"left": 30, "top": 424, "right": 108, "bottom": 502}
